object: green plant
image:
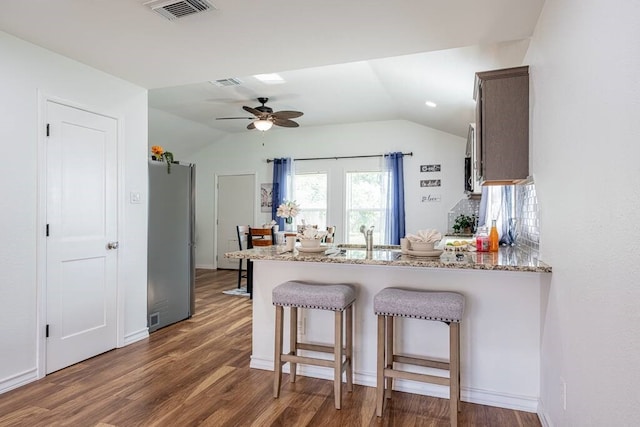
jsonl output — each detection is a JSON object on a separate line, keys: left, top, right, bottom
{"left": 452, "top": 214, "right": 477, "bottom": 234}
{"left": 151, "top": 145, "right": 174, "bottom": 174}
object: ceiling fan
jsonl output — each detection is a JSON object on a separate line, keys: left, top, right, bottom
{"left": 216, "top": 97, "right": 303, "bottom": 131}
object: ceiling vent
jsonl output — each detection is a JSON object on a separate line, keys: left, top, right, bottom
{"left": 145, "top": 0, "right": 216, "bottom": 20}
{"left": 210, "top": 78, "right": 243, "bottom": 87}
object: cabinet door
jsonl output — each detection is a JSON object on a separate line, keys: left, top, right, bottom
{"left": 474, "top": 66, "right": 529, "bottom": 185}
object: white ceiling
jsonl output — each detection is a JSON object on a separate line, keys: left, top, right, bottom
{"left": 0, "top": 0, "right": 543, "bottom": 138}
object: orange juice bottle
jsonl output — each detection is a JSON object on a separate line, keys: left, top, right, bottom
{"left": 489, "top": 220, "right": 499, "bottom": 252}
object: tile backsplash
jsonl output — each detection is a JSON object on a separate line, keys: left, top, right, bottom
{"left": 515, "top": 182, "right": 540, "bottom": 251}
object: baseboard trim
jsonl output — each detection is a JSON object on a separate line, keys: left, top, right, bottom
{"left": 251, "top": 356, "right": 539, "bottom": 413}
{"left": 123, "top": 328, "right": 149, "bottom": 346}
{"left": 537, "top": 399, "right": 553, "bottom": 427}
{"left": 195, "top": 264, "right": 215, "bottom": 270}
{"left": 0, "top": 368, "right": 38, "bottom": 395}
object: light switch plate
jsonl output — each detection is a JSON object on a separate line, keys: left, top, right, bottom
{"left": 130, "top": 191, "right": 142, "bottom": 204}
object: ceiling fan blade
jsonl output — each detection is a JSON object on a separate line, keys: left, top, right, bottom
{"left": 272, "top": 110, "right": 303, "bottom": 119}
{"left": 215, "top": 117, "right": 253, "bottom": 120}
{"left": 273, "top": 118, "right": 299, "bottom": 128}
{"left": 247, "top": 122, "right": 256, "bottom": 130}
{"left": 243, "top": 106, "right": 262, "bottom": 116}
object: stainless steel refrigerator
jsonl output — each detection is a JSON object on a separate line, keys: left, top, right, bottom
{"left": 147, "top": 160, "right": 195, "bottom": 332}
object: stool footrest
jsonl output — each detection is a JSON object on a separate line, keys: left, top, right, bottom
{"left": 384, "top": 368, "right": 450, "bottom": 387}
{"left": 393, "top": 355, "right": 450, "bottom": 371}
{"left": 297, "top": 343, "right": 335, "bottom": 353}
{"left": 282, "top": 353, "right": 350, "bottom": 371}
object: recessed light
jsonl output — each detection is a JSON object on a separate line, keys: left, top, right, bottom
{"left": 425, "top": 101, "right": 437, "bottom": 108}
{"left": 254, "top": 73, "right": 286, "bottom": 84}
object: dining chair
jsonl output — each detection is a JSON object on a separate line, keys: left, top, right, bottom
{"left": 248, "top": 227, "right": 274, "bottom": 247}
{"left": 246, "top": 227, "right": 275, "bottom": 298}
{"left": 236, "top": 225, "right": 250, "bottom": 289}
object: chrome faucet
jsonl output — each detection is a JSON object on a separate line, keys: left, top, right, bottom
{"left": 361, "top": 225, "right": 374, "bottom": 251}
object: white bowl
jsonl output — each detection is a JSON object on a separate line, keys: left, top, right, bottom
{"left": 410, "top": 241, "right": 435, "bottom": 251}
{"left": 300, "top": 239, "right": 322, "bottom": 249}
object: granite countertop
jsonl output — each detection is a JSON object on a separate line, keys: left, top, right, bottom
{"left": 224, "top": 244, "right": 552, "bottom": 273}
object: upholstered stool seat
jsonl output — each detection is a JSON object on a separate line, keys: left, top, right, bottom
{"left": 273, "top": 281, "right": 356, "bottom": 409}
{"left": 374, "top": 287, "right": 465, "bottom": 425}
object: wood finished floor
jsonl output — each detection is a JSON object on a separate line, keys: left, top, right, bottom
{"left": 0, "top": 269, "right": 542, "bottom": 427}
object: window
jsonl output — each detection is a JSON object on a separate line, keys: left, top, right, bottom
{"left": 293, "top": 173, "right": 327, "bottom": 229}
{"left": 345, "top": 171, "right": 387, "bottom": 244}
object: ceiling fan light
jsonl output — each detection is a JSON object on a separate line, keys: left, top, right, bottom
{"left": 254, "top": 119, "right": 273, "bottom": 131}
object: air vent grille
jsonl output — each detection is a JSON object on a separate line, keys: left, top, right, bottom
{"left": 145, "top": 0, "right": 216, "bottom": 20}
{"left": 210, "top": 78, "right": 243, "bottom": 87}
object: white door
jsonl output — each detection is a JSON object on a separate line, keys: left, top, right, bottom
{"left": 216, "top": 174, "right": 255, "bottom": 269}
{"left": 45, "top": 101, "right": 118, "bottom": 374}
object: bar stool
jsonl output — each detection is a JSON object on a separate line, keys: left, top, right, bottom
{"left": 374, "top": 287, "right": 465, "bottom": 425}
{"left": 272, "top": 280, "right": 356, "bottom": 409}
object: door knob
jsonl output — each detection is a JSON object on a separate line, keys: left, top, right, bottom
{"left": 107, "top": 241, "right": 119, "bottom": 250}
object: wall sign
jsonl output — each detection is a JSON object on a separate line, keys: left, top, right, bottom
{"left": 420, "top": 164, "right": 441, "bottom": 172}
{"left": 420, "top": 179, "right": 441, "bottom": 187}
{"left": 422, "top": 194, "right": 442, "bottom": 203}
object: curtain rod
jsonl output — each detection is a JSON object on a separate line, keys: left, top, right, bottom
{"left": 266, "top": 152, "right": 413, "bottom": 163}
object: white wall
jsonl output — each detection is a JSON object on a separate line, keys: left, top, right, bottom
{"left": 148, "top": 107, "right": 228, "bottom": 158}
{"left": 0, "top": 31, "right": 149, "bottom": 391}
{"left": 181, "top": 120, "right": 466, "bottom": 269}
{"left": 526, "top": 1, "right": 640, "bottom": 425}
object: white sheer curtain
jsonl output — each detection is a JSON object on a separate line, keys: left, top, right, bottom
{"left": 478, "top": 185, "right": 516, "bottom": 245}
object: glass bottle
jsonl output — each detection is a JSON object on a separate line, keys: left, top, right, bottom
{"left": 489, "top": 220, "right": 499, "bottom": 252}
{"left": 475, "top": 226, "right": 489, "bottom": 252}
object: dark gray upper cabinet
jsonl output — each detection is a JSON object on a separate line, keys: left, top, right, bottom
{"left": 474, "top": 66, "right": 529, "bottom": 185}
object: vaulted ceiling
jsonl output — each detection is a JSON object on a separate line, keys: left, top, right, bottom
{"left": 0, "top": 0, "right": 543, "bottom": 138}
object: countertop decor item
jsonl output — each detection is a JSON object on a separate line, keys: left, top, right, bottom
{"left": 406, "top": 229, "right": 443, "bottom": 251}
{"left": 298, "top": 226, "right": 327, "bottom": 248}
{"left": 151, "top": 145, "right": 174, "bottom": 174}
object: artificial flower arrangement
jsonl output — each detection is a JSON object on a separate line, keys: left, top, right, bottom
{"left": 276, "top": 200, "right": 299, "bottom": 224}
{"left": 296, "top": 225, "right": 328, "bottom": 249}
{"left": 297, "top": 226, "right": 327, "bottom": 241}
{"left": 151, "top": 145, "right": 174, "bottom": 174}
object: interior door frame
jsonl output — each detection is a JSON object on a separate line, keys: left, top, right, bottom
{"left": 213, "top": 172, "right": 257, "bottom": 269}
{"left": 35, "top": 92, "right": 126, "bottom": 379}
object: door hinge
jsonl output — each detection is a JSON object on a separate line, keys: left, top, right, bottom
{"left": 46, "top": 324, "right": 50, "bottom": 338}
{"left": 46, "top": 123, "right": 50, "bottom": 137}
{"left": 46, "top": 224, "right": 50, "bottom": 237}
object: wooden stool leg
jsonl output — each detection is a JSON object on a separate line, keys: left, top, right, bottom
{"left": 333, "top": 309, "right": 344, "bottom": 409}
{"left": 376, "top": 315, "right": 385, "bottom": 417}
{"left": 273, "top": 305, "right": 284, "bottom": 398}
{"left": 450, "top": 322, "right": 460, "bottom": 426}
{"left": 385, "top": 316, "right": 394, "bottom": 400}
{"left": 289, "top": 307, "right": 298, "bottom": 383}
{"left": 345, "top": 305, "right": 353, "bottom": 392}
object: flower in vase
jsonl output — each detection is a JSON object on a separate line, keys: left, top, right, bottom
{"left": 276, "top": 200, "right": 299, "bottom": 223}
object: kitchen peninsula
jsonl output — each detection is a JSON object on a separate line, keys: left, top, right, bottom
{"left": 225, "top": 245, "right": 551, "bottom": 412}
